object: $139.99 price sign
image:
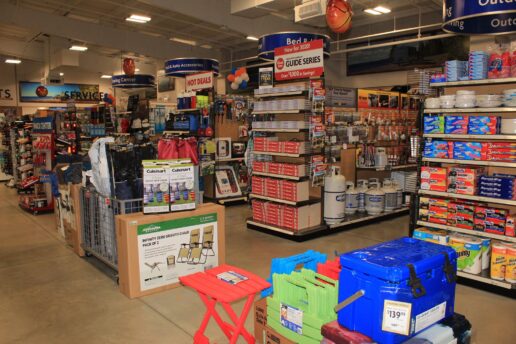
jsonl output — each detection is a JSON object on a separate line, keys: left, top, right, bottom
{"left": 274, "top": 39, "right": 324, "bottom": 81}
{"left": 382, "top": 300, "right": 412, "bottom": 336}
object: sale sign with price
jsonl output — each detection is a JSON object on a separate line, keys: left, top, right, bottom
{"left": 274, "top": 39, "right": 324, "bottom": 81}
{"left": 382, "top": 300, "right": 412, "bottom": 335}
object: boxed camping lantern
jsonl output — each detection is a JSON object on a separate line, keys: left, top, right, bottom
{"left": 337, "top": 237, "right": 457, "bottom": 344}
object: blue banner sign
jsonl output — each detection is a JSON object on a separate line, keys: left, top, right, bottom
{"left": 19, "top": 82, "right": 100, "bottom": 103}
{"left": 258, "top": 32, "right": 331, "bottom": 61}
{"left": 443, "top": 0, "right": 516, "bottom": 34}
{"left": 164, "top": 58, "right": 219, "bottom": 77}
{"left": 32, "top": 116, "right": 54, "bottom": 133}
{"left": 112, "top": 74, "right": 155, "bottom": 88}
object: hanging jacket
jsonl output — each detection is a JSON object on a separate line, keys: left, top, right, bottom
{"left": 87, "top": 137, "right": 115, "bottom": 197}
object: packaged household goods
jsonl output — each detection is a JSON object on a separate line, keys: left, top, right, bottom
{"left": 444, "top": 116, "right": 467, "bottom": 134}
{"left": 474, "top": 206, "right": 507, "bottom": 234}
{"left": 421, "top": 167, "right": 447, "bottom": 192}
{"left": 452, "top": 142, "right": 482, "bottom": 160}
{"left": 490, "top": 242, "right": 507, "bottom": 280}
{"left": 505, "top": 245, "right": 516, "bottom": 283}
{"left": 481, "top": 238, "right": 491, "bottom": 271}
{"left": 467, "top": 116, "right": 499, "bottom": 135}
{"left": 423, "top": 115, "right": 444, "bottom": 134}
{"left": 506, "top": 213, "right": 516, "bottom": 237}
{"left": 413, "top": 227, "right": 450, "bottom": 245}
{"left": 423, "top": 140, "right": 451, "bottom": 159}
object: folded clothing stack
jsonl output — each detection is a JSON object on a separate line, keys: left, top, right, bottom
{"left": 469, "top": 51, "right": 489, "bottom": 80}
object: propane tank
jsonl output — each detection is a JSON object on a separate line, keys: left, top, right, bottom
{"left": 324, "top": 166, "right": 346, "bottom": 224}
{"left": 365, "top": 182, "right": 385, "bottom": 215}
{"left": 393, "top": 179, "right": 403, "bottom": 209}
{"left": 344, "top": 181, "right": 359, "bottom": 215}
{"left": 383, "top": 179, "right": 397, "bottom": 213}
{"left": 356, "top": 179, "right": 368, "bottom": 213}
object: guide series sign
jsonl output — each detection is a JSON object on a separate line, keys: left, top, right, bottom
{"left": 274, "top": 39, "right": 324, "bottom": 81}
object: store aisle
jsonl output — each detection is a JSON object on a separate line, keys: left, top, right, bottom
{"left": 0, "top": 186, "right": 514, "bottom": 343}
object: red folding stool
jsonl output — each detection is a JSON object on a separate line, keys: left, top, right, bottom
{"left": 179, "top": 264, "right": 271, "bottom": 344}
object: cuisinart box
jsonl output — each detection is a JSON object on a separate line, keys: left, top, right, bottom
{"left": 143, "top": 159, "right": 195, "bottom": 214}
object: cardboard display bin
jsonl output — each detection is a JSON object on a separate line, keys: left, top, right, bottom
{"left": 116, "top": 203, "right": 225, "bottom": 298}
{"left": 255, "top": 297, "right": 296, "bottom": 344}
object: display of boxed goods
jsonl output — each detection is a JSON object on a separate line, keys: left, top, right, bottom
{"left": 251, "top": 200, "right": 321, "bottom": 231}
{"left": 490, "top": 241, "right": 516, "bottom": 282}
{"left": 467, "top": 116, "right": 500, "bottom": 135}
{"left": 474, "top": 206, "right": 508, "bottom": 234}
{"left": 420, "top": 166, "right": 447, "bottom": 191}
{"left": 253, "top": 138, "right": 309, "bottom": 155}
{"left": 338, "top": 238, "right": 457, "bottom": 343}
{"left": 445, "top": 60, "right": 468, "bottom": 82}
{"left": 423, "top": 140, "right": 450, "bottom": 159}
{"left": 468, "top": 51, "right": 489, "bottom": 80}
{"left": 478, "top": 174, "right": 516, "bottom": 200}
{"left": 481, "top": 142, "right": 516, "bottom": 162}
{"left": 445, "top": 116, "right": 468, "bottom": 134}
{"left": 423, "top": 115, "right": 444, "bottom": 134}
{"left": 447, "top": 202, "right": 476, "bottom": 230}
{"left": 452, "top": 142, "right": 482, "bottom": 161}
{"left": 447, "top": 166, "right": 485, "bottom": 195}
{"left": 142, "top": 159, "right": 195, "bottom": 214}
{"left": 449, "top": 234, "right": 483, "bottom": 274}
{"left": 413, "top": 227, "right": 450, "bottom": 245}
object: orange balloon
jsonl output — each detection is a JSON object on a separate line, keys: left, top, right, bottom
{"left": 235, "top": 68, "right": 245, "bottom": 77}
{"left": 227, "top": 74, "right": 235, "bottom": 82}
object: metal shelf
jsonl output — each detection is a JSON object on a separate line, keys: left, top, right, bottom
{"left": 329, "top": 207, "right": 409, "bottom": 229}
{"left": 215, "top": 157, "right": 245, "bottom": 163}
{"left": 423, "top": 134, "right": 516, "bottom": 140}
{"left": 249, "top": 194, "right": 320, "bottom": 206}
{"left": 253, "top": 90, "right": 306, "bottom": 98}
{"left": 424, "top": 107, "right": 516, "bottom": 114}
{"left": 252, "top": 109, "right": 307, "bottom": 115}
{"left": 416, "top": 221, "right": 516, "bottom": 243}
{"left": 357, "top": 164, "right": 417, "bottom": 171}
{"left": 246, "top": 218, "right": 327, "bottom": 237}
{"left": 430, "top": 77, "right": 516, "bottom": 87}
{"left": 457, "top": 270, "right": 515, "bottom": 290}
{"left": 253, "top": 151, "right": 310, "bottom": 158}
{"left": 217, "top": 195, "right": 247, "bottom": 204}
{"left": 252, "top": 171, "right": 306, "bottom": 181}
{"left": 418, "top": 190, "right": 516, "bottom": 206}
{"left": 175, "top": 108, "right": 201, "bottom": 113}
{"left": 422, "top": 157, "right": 516, "bottom": 168}
{"left": 252, "top": 128, "right": 308, "bottom": 133}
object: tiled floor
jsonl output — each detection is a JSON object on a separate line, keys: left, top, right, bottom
{"left": 0, "top": 186, "right": 514, "bottom": 343}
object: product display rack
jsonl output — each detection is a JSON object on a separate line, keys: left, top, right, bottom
{"left": 328, "top": 207, "right": 410, "bottom": 229}
{"left": 412, "top": 80, "right": 516, "bottom": 293}
{"left": 246, "top": 79, "right": 326, "bottom": 239}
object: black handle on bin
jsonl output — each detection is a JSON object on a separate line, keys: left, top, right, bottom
{"left": 442, "top": 252, "right": 457, "bottom": 283}
{"left": 407, "top": 263, "right": 426, "bottom": 298}
{"left": 334, "top": 290, "right": 365, "bottom": 313}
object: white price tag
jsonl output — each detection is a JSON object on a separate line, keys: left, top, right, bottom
{"left": 382, "top": 300, "right": 412, "bottom": 336}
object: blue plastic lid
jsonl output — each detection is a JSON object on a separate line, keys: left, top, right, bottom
{"left": 340, "top": 237, "right": 457, "bottom": 282}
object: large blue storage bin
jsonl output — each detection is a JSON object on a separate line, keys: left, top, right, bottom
{"left": 337, "top": 237, "right": 457, "bottom": 344}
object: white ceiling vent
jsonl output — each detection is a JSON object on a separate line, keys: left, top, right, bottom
{"left": 295, "top": 0, "right": 327, "bottom": 25}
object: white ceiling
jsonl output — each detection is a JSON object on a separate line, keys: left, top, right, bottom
{"left": 0, "top": 0, "right": 444, "bottom": 65}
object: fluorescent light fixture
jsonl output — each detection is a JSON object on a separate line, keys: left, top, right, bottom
{"left": 70, "top": 45, "right": 88, "bottom": 51}
{"left": 135, "top": 68, "right": 140, "bottom": 72}
{"left": 101, "top": 75, "right": 112, "bottom": 79}
{"left": 37, "top": 107, "right": 47, "bottom": 110}
{"left": 246, "top": 36, "right": 259, "bottom": 41}
{"left": 5, "top": 58, "right": 21, "bottom": 64}
{"left": 364, "top": 8, "right": 381, "bottom": 15}
{"left": 374, "top": 6, "right": 391, "bottom": 14}
{"left": 170, "top": 37, "right": 197, "bottom": 46}
{"left": 200, "top": 44, "right": 212, "bottom": 49}
{"left": 59, "top": 72, "right": 64, "bottom": 76}
{"left": 126, "top": 14, "right": 151, "bottom": 23}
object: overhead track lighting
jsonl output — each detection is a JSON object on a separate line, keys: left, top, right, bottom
{"left": 126, "top": 14, "right": 151, "bottom": 23}
{"left": 101, "top": 75, "right": 112, "bottom": 79}
{"left": 170, "top": 37, "right": 197, "bottom": 46}
{"left": 364, "top": 9, "right": 381, "bottom": 15}
{"left": 374, "top": 6, "right": 391, "bottom": 14}
{"left": 5, "top": 59, "right": 21, "bottom": 64}
{"left": 70, "top": 45, "right": 88, "bottom": 51}
{"left": 246, "top": 36, "right": 259, "bottom": 41}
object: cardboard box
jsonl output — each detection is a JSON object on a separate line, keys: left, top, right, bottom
{"left": 116, "top": 203, "right": 225, "bottom": 298}
{"left": 255, "top": 298, "right": 296, "bottom": 344}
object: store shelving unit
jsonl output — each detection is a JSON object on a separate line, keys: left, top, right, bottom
{"left": 329, "top": 207, "right": 410, "bottom": 229}
{"left": 413, "top": 80, "right": 516, "bottom": 293}
{"left": 252, "top": 128, "right": 309, "bottom": 133}
{"left": 252, "top": 171, "right": 307, "bottom": 181}
{"left": 356, "top": 164, "right": 418, "bottom": 172}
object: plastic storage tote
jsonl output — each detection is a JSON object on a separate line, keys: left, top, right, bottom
{"left": 337, "top": 237, "right": 457, "bottom": 344}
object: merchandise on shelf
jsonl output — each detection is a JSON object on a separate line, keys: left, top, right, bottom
{"left": 447, "top": 166, "right": 485, "bottom": 195}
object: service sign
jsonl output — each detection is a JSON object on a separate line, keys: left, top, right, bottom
{"left": 274, "top": 39, "right": 324, "bottom": 81}
{"left": 19, "top": 82, "right": 101, "bottom": 103}
{"left": 185, "top": 71, "right": 214, "bottom": 92}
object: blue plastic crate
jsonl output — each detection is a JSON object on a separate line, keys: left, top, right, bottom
{"left": 337, "top": 237, "right": 457, "bottom": 344}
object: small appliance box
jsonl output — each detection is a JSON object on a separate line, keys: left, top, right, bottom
{"left": 338, "top": 237, "right": 457, "bottom": 344}
{"left": 168, "top": 159, "right": 196, "bottom": 212}
{"left": 143, "top": 160, "right": 171, "bottom": 214}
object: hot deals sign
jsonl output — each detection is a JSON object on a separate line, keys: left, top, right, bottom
{"left": 274, "top": 39, "right": 324, "bottom": 81}
{"left": 185, "top": 71, "right": 214, "bottom": 92}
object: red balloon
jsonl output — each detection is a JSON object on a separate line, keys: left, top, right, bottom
{"left": 123, "top": 58, "right": 136, "bottom": 76}
{"left": 326, "top": 0, "right": 353, "bottom": 34}
{"left": 235, "top": 68, "right": 245, "bottom": 77}
{"left": 227, "top": 74, "right": 235, "bottom": 82}
{"left": 35, "top": 86, "right": 48, "bottom": 97}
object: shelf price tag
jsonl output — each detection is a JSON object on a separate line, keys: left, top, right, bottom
{"left": 382, "top": 300, "right": 412, "bottom": 336}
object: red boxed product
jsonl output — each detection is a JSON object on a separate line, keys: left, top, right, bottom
{"left": 265, "top": 202, "right": 281, "bottom": 224}
{"left": 251, "top": 200, "right": 266, "bottom": 221}
{"left": 282, "top": 163, "right": 305, "bottom": 177}
{"left": 421, "top": 180, "right": 447, "bottom": 192}
{"left": 283, "top": 141, "right": 306, "bottom": 154}
{"left": 280, "top": 180, "right": 310, "bottom": 202}
{"left": 267, "top": 140, "right": 281, "bottom": 153}
{"left": 265, "top": 178, "right": 281, "bottom": 198}
{"left": 474, "top": 206, "right": 508, "bottom": 233}
{"left": 268, "top": 162, "right": 282, "bottom": 175}
{"left": 253, "top": 161, "right": 267, "bottom": 173}
{"left": 254, "top": 137, "right": 267, "bottom": 151}
{"left": 506, "top": 214, "right": 516, "bottom": 237}
{"left": 421, "top": 167, "right": 448, "bottom": 191}
{"left": 252, "top": 176, "right": 265, "bottom": 195}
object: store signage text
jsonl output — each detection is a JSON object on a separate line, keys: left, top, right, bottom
{"left": 164, "top": 58, "right": 219, "bottom": 77}
{"left": 0, "top": 89, "right": 13, "bottom": 100}
{"left": 112, "top": 74, "right": 155, "bottom": 88}
{"left": 443, "top": 0, "right": 516, "bottom": 34}
{"left": 185, "top": 72, "right": 214, "bottom": 91}
{"left": 274, "top": 39, "right": 324, "bottom": 81}
{"left": 19, "top": 82, "right": 101, "bottom": 103}
{"left": 258, "top": 32, "right": 331, "bottom": 61}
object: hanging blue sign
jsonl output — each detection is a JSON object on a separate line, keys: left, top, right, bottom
{"left": 258, "top": 32, "right": 331, "bottom": 61}
{"left": 112, "top": 74, "right": 155, "bottom": 88}
{"left": 443, "top": 0, "right": 516, "bottom": 35}
{"left": 164, "top": 58, "right": 219, "bottom": 77}
{"left": 32, "top": 116, "right": 54, "bottom": 133}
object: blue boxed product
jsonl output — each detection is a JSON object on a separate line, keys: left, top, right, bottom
{"left": 424, "top": 115, "right": 444, "bottom": 134}
{"left": 453, "top": 142, "right": 482, "bottom": 160}
{"left": 424, "top": 140, "right": 450, "bottom": 159}
{"left": 444, "top": 116, "right": 467, "bottom": 134}
{"left": 338, "top": 237, "right": 457, "bottom": 344}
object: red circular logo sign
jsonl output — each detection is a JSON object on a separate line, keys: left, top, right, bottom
{"left": 276, "top": 58, "right": 284, "bottom": 70}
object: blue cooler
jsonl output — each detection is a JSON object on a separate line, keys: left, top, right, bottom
{"left": 337, "top": 237, "right": 457, "bottom": 344}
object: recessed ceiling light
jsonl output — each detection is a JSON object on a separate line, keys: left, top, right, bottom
{"left": 200, "top": 44, "right": 212, "bottom": 49}
{"left": 374, "top": 6, "right": 391, "bottom": 14}
{"left": 135, "top": 68, "right": 140, "bottom": 72}
{"left": 5, "top": 59, "right": 21, "bottom": 64}
{"left": 59, "top": 72, "right": 64, "bottom": 76}
{"left": 246, "top": 36, "right": 259, "bottom": 41}
{"left": 364, "top": 9, "right": 382, "bottom": 15}
{"left": 101, "top": 75, "right": 112, "bottom": 79}
{"left": 70, "top": 45, "right": 88, "bottom": 51}
{"left": 170, "top": 37, "right": 197, "bottom": 46}
{"left": 126, "top": 14, "right": 151, "bottom": 23}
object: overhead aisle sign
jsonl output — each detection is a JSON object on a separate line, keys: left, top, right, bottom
{"left": 274, "top": 39, "right": 324, "bottom": 81}
{"left": 185, "top": 72, "right": 214, "bottom": 92}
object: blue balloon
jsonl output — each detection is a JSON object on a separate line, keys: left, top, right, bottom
{"left": 240, "top": 80, "right": 248, "bottom": 89}
{"left": 231, "top": 67, "right": 237, "bottom": 75}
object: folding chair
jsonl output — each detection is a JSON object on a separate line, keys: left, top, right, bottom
{"left": 201, "top": 225, "right": 215, "bottom": 262}
{"left": 178, "top": 228, "right": 200, "bottom": 263}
